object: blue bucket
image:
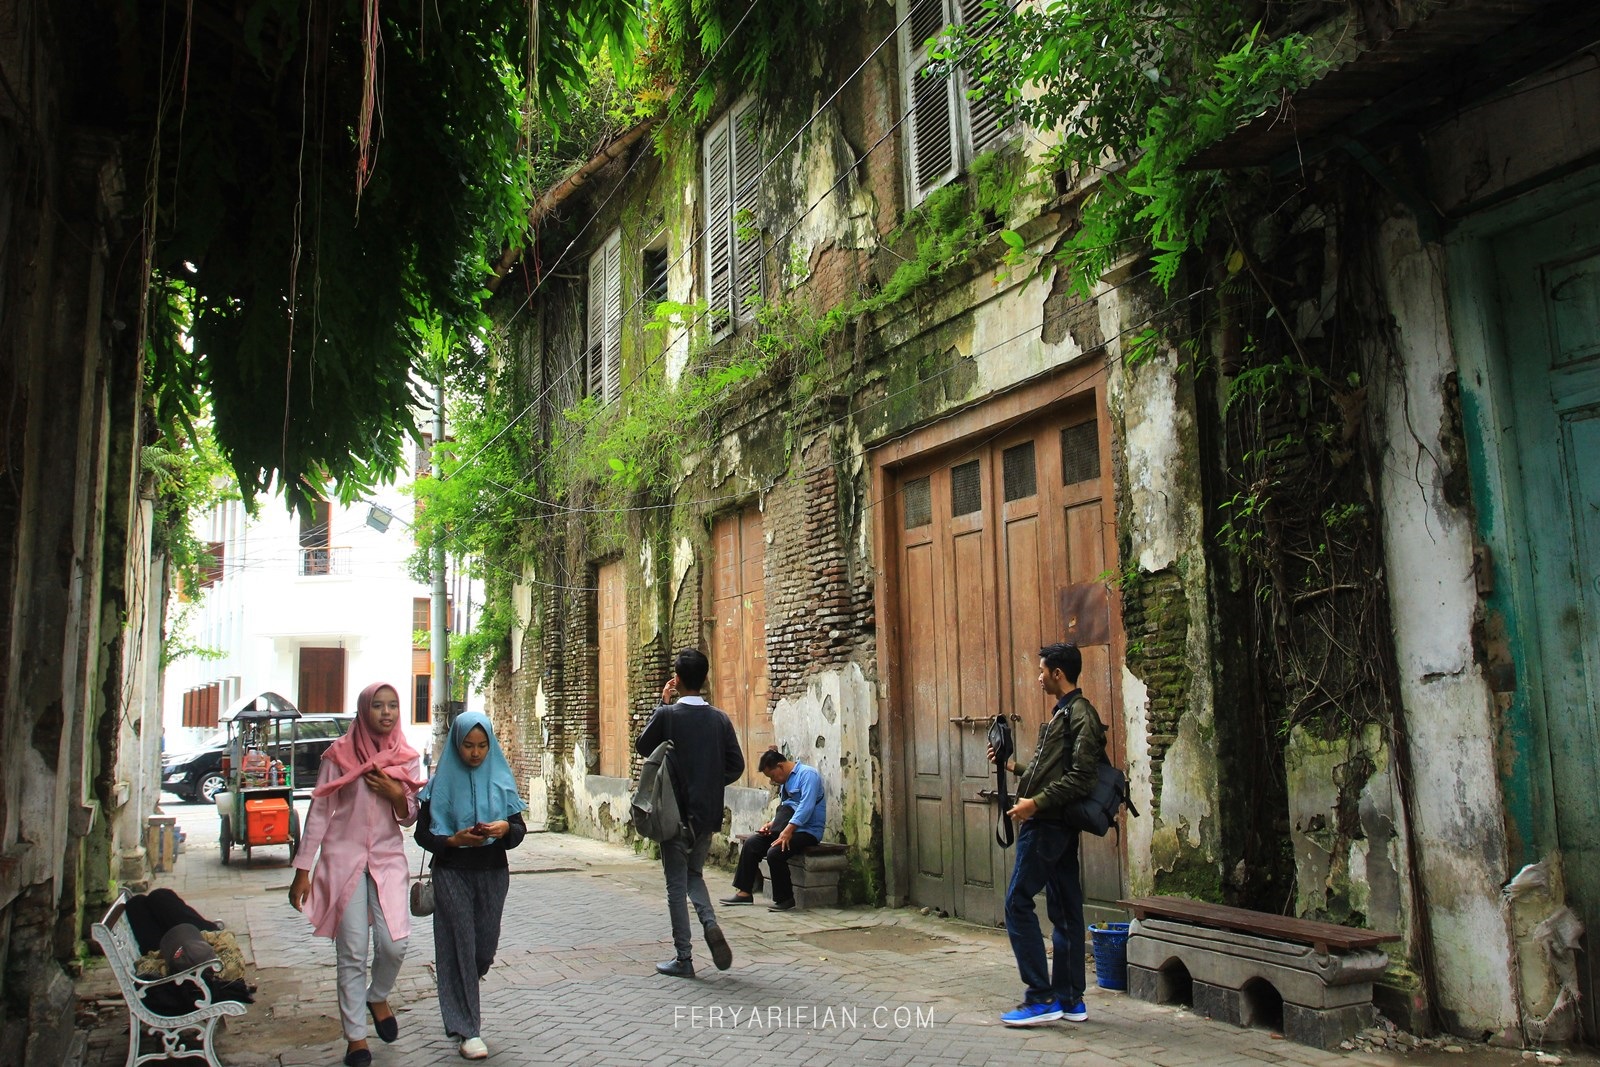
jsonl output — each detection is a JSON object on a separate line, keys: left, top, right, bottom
{"left": 1089, "top": 922, "right": 1130, "bottom": 991}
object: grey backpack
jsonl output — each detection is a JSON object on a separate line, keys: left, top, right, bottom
{"left": 631, "top": 738, "right": 682, "bottom": 842}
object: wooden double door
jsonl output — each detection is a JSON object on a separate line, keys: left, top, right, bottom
{"left": 892, "top": 398, "right": 1123, "bottom": 927}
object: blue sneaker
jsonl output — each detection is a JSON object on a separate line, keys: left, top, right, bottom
{"left": 1001, "top": 1000, "right": 1063, "bottom": 1026}
{"left": 1061, "top": 999, "right": 1088, "bottom": 1022}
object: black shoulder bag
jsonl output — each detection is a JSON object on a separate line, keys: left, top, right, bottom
{"left": 987, "top": 714, "right": 1016, "bottom": 847}
{"left": 1060, "top": 697, "right": 1140, "bottom": 838}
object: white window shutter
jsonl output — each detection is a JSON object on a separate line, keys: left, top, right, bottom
{"left": 602, "top": 230, "right": 623, "bottom": 402}
{"left": 959, "top": 0, "right": 1008, "bottom": 156}
{"left": 703, "top": 116, "right": 734, "bottom": 340}
{"left": 902, "top": 0, "right": 960, "bottom": 204}
{"left": 586, "top": 244, "right": 607, "bottom": 398}
{"left": 730, "top": 100, "right": 763, "bottom": 323}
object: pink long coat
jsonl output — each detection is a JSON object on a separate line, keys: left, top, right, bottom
{"left": 293, "top": 757, "right": 422, "bottom": 941}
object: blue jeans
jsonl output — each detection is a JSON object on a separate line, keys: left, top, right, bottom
{"left": 1004, "top": 818, "right": 1085, "bottom": 1006}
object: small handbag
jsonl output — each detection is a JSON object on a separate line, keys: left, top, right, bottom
{"left": 408, "top": 850, "right": 434, "bottom": 917}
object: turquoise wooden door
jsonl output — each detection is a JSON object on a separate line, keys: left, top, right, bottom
{"left": 1493, "top": 197, "right": 1600, "bottom": 1039}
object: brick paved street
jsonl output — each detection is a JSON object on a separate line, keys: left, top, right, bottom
{"left": 73, "top": 800, "right": 1598, "bottom": 1067}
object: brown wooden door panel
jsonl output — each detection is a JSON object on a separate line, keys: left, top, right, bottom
{"left": 892, "top": 394, "right": 1125, "bottom": 927}
{"left": 298, "top": 647, "right": 345, "bottom": 715}
{"left": 712, "top": 510, "right": 770, "bottom": 785}
{"left": 597, "top": 561, "right": 629, "bottom": 778}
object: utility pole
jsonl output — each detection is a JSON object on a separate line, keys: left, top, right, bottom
{"left": 430, "top": 376, "right": 449, "bottom": 756}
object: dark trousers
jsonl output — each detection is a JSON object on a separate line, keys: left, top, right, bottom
{"left": 433, "top": 865, "right": 510, "bottom": 1039}
{"left": 1004, "top": 818, "right": 1085, "bottom": 1006}
{"left": 732, "top": 830, "right": 819, "bottom": 904}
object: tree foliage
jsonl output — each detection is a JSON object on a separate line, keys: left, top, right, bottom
{"left": 127, "top": 0, "right": 645, "bottom": 511}
{"left": 943, "top": 0, "right": 1323, "bottom": 293}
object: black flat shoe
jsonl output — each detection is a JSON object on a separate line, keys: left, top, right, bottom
{"left": 367, "top": 1001, "right": 399, "bottom": 1043}
{"left": 655, "top": 956, "right": 696, "bottom": 978}
{"left": 718, "top": 894, "right": 754, "bottom": 905}
{"left": 705, "top": 925, "right": 733, "bottom": 971}
{"left": 344, "top": 1047, "right": 373, "bottom": 1067}
{"left": 768, "top": 899, "right": 796, "bottom": 911}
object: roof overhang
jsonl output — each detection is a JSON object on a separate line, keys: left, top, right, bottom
{"left": 1188, "top": 0, "right": 1600, "bottom": 174}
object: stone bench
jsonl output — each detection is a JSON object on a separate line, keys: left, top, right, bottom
{"left": 1120, "top": 895, "right": 1399, "bottom": 1049}
{"left": 734, "top": 835, "right": 849, "bottom": 909}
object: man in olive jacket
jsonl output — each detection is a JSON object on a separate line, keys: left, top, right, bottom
{"left": 987, "top": 641, "right": 1107, "bottom": 1026}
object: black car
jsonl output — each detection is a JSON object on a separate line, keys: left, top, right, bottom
{"left": 161, "top": 714, "right": 353, "bottom": 802}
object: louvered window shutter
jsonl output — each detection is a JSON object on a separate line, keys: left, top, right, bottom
{"left": 586, "top": 244, "right": 607, "bottom": 398}
{"left": 959, "top": 0, "right": 1008, "bottom": 156}
{"left": 730, "top": 99, "right": 763, "bottom": 323}
{"left": 902, "top": 0, "right": 959, "bottom": 205}
{"left": 703, "top": 116, "right": 734, "bottom": 339}
{"left": 602, "top": 230, "right": 623, "bottom": 401}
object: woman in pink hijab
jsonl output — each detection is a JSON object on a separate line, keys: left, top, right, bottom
{"left": 288, "top": 682, "right": 424, "bottom": 1067}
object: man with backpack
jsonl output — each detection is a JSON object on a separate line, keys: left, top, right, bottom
{"left": 987, "top": 641, "right": 1107, "bottom": 1027}
{"left": 635, "top": 648, "right": 745, "bottom": 978}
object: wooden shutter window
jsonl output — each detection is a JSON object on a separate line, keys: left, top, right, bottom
{"left": 703, "top": 118, "right": 734, "bottom": 339}
{"left": 730, "top": 99, "right": 763, "bottom": 323}
{"left": 903, "top": 0, "right": 960, "bottom": 205}
{"left": 586, "top": 243, "right": 607, "bottom": 397}
{"left": 602, "top": 230, "right": 623, "bottom": 401}
{"left": 959, "top": 0, "right": 1007, "bottom": 156}
{"left": 587, "top": 229, "right": 623, "bottom": 401}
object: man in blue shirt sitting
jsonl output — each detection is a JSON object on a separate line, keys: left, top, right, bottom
{"left": 720, "top": 748, "right": 825, "bottom": 912}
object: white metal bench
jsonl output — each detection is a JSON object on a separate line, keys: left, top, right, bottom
{"left": 90, "top": 890, "right": 246, "bottom": 1067}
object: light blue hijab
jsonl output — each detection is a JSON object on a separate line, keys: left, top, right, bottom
{"left": 419, "top": 712, "right": 525, "bottom": 842}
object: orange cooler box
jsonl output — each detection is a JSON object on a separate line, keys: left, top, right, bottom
{"left": 245, "top": 797, "right": 291, "bottom": 845}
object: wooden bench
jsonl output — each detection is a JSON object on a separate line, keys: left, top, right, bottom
{"left": 91, "top": 890, "right": 246, "bottom": 1067}
{"left": 1119, "top": 895, "right": 1400, "bottom": 1050}
{"left": 734, "top": 835, "right": 849, "bottom": 909}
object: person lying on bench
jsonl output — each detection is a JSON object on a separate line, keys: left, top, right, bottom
{"left": 721, "top": 748, "right": 825, "bottom": 912}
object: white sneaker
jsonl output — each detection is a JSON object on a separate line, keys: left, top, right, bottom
{"left": 459, "top": 1036, "right": 489, "bottom": 1060}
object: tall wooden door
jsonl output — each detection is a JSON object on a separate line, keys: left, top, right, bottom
{"left": 597, "top": 561, "right": 630, "bottom": 778}
{"left": 712, "top": 509, "right": 770, "bottom": 786}
{"left": 298, "top": 647, "right": 346, "bottom": 715}
{"left": 1494, "top": 198, "right": 1600, "bottom": 1039}
{"left": 895, "top": 401, "right": 1122, "bottom": 926}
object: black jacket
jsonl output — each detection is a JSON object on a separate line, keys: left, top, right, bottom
{"left": 636, "top": 699, "right": 745, "bottom": 838}
{"left": 414, "top": 799, "right": 527, "bottom": 869}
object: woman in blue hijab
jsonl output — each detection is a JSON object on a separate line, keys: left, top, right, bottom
{"left": 414, "top": 712, "right": 526, "bottom": 1061}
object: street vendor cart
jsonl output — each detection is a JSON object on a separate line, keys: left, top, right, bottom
{"left": 216, "top": 692, "right": 302, "bottom": 863}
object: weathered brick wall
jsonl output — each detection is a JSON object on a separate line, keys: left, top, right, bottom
{"left": 1121, "top": 570, "right": 1190, "bottom": 815}
{"left": 764, "top": 427, "right": 875, "bottom": 701}
{"left": 492, "top": 618, "right": 544, "bottom": 790}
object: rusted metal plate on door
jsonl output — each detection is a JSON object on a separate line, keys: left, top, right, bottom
{"left": 1059, "top": 582, "right": 1110, "bottom": 646}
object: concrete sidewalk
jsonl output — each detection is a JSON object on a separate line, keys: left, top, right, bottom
{"left": 73, "top": 803, "right": 1595, "bottom": 1067}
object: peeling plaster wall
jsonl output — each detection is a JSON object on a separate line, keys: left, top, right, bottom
{"left": 769, "top": 663, "right": 878, "bottom": 864}
{"left": 1284, "top": 723, "right": 1406, "bottom": 934}
{"left": 1373, "top": 211, "right": 1516, "bottom": 1037}
{"left": 1106, "top": 282, "right": 1218, "bottom": 896}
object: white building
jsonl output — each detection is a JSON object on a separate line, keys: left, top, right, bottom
{"left": 162, "top": 447, "right": 478, "bottom": 761}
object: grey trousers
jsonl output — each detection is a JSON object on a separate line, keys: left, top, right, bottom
{"left": 335, "top": 870, "right": 408, "bottom": 1041}
{"left": 660, "top": 829, "right": 717, "bottom": 961}
{"left": 432, "top": 865, "right": 510, "bottom": 1040}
